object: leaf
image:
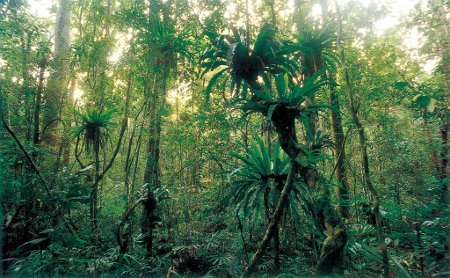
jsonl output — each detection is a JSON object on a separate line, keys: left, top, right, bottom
{"left": 390, "top": 256, "right": 413, "bottom": 278}
{"left": 249, "top": 138, "right": 268, "bottom": 175}
{"left": 385, "top": 237, "right": 392, "bottom": 245}
{"left": 251, "top": 88, "right": 274, "bottom": 103}
{"left": 394, "top": 81, "right": 409, "bottom": 90}
{"left": 413, "top": 94, "right": 430, "bottom": 107}
{"left": 205, "top": 67, "right": 229, "bottom": 100}
{"left": 266, "top": 104, "right": 278, "bottom": 124}
{"left": 412, "top": 94, "right": 421, "bottom": 102}
{"left": 256, "top": 137, "right": 270, "bottom": 173}
{"left": 275, "top": 74, "right": 286, "bottom": 98}
{"left": 17, "top": 238, "right": 47, "bottom": 250}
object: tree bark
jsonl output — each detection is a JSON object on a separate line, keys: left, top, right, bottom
{"left": 438, "top": 4, "right": 449, "bottom": 207}
{"left": 330, "top": 86, "right": 350, "bottom": 219}
{"left": 32, "top": 57, "right": 47, "bottom": 157}
{"left": 141, "top": 54, "right": 170, "bottom": 256}
{"left": 41, "top": 0, "right": 71, "bottom": 150}
{"left": 141, "top": 83, "right": 162, "bottom": 255}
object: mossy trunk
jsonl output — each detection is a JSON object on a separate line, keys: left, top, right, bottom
{"left": 330, "top": 86, "right": 350, "bottom": 219}
{"left": 317, "top": 224, "right": 347, "bottom": 275}
{"left": 141, "top": 86, "right": 162, "bottom": 256}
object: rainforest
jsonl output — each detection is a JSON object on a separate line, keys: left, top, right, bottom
{"left": 0, "top": 0, "right": 448, "bottom": 277}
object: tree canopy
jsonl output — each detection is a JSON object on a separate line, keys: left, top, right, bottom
{"left": 0, "top": 0, "right": 448, "bottom": 277}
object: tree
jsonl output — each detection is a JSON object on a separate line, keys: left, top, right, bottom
{"left": 335, "top": 1, "right": 389, "bottom": 276}
{"left": 41, "top": 0, "right": 71, "bottom": 163}
{"left": 411, "top": 0, "right": 449, "bottom": 207}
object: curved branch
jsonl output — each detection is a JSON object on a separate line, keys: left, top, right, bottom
{"left": 74, "top": 135, "right": 86, "bottom": 168}
{"left": 117, "top": 195, "right": 146, "bottom": 253}
{"left": 0, "top": 86, "right": 51, "bottom": 196}
{"left": 40, "top": 117, "right": 67, "bottom": 138}
{"left": 241, "top": 161, "right": 297, "bottom": 277}
{"left": 98, "top": 71, "right": 132, "bottom": 181}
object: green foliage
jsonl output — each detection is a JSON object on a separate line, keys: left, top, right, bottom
{"left": 225, "top": 137, "right": 290, "bottom": 220}
{"left": 73, "top": 108, "right": 115, "bottom": 153}
{"left": 297, "top": 26, "right": 340, "bottom": 73}
{"left": 1, "top": 0, "right": 448, "bottom": 277}
{"left": 240, "top": 70, "right": 329, "bottom": 123}
{"left": 201, "top": 23, "right": 299, "bottom": 98}
{"left": 412, "top": 94, "right": 437, "bottom": 113}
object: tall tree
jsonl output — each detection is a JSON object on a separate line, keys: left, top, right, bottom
{"left": 321, "top": 0, "right": 350, "bottom": 219}
{"left": 413, "top": 0, "right": 449, "bottom": 206}
{"left": 41, "top": 0, "right": 71, "bottom": 155}
{"left": 335, "top": 1, "right": 389, "bottom": 276}
{"left": 138, "top": 0, "right": 180, "bottom": 256}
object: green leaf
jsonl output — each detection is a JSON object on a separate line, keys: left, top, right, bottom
{"left": 205, "top": 67, "right": 229, "bottom": 101}
{"left": 275, "top": 74, "right": 286, "bottom": 98}
{"left": 251, "top": 88, "right": 274, "bottom": 103}
{"left": 266, "top": 104, "right": 278, "bottom": 124}
{"left": 256, "top": 137, "right": 270, "bottom": 173}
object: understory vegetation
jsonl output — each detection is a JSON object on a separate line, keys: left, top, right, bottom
{"left": 0, "top": 0, "right": 448, "bottom": 277}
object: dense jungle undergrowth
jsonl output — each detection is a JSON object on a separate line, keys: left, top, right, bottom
{"left": 0, "top": 0, "right": 448, "bottom": 277}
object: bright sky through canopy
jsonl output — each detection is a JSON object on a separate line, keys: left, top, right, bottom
{"left": 26, "top": 0, "right": 434, "bottom": 73}
{"left": 27, "top": 0, "right": 420, "bottom": 33}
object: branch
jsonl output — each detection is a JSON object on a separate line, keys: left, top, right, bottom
{"left": 74, "top": 135, "right": 86, "bottom": 168}
{"left": 0, "top": 86, "right": 51, "bottom": 196}
{"left": 117, "top": 195, "right": 146, "bottom": 251}
{"left": 98, "top": 71, "right": 132, "bottom": 180}
{"left": 241, "top": 161, "right": 297, "bottom": 277}
{"left": 0, "top": 86, "right": 80, "bottom": 237}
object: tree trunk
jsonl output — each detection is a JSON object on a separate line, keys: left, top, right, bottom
{"left": 41, "top": 0, "right": 71, "bottom": 156}
{"left": 438, "top": 4, "right": 449, "bottom": 207}
{"left": 90, "top": 138, "right": 100, "bottom": 244}
{"left": 141, "top": 90, "right": 162, "bottom": 255}
{"left": 330, "top": 86, "right": 350, "bottom": 219}
{"left": 318, "top": 0, "right": 350, "bottom": 220}
{"left": 334, "top": 1, "right": 389, "bottom": 276}
{"left": 241, "top": 162, "right": 297, "bottom": 278}
{"left": 61, "top": 77, "right": 76, "bottom": 166}
{"left": 32, "top": 57, "right": 47, "bottom": 158}
{"left": 141, "top": 56, "right": 168, "bottom": 256}
{"left": 423, "top": 108, "right": 441, "bottom": 175}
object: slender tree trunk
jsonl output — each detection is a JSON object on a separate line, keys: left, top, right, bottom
{"left": 438, "top": 5, "right": 449, "bottom": 207}
{"left": 242, "top": 163, "right": 297, "bottom": 278}
{"left": 334, "top": 1, "right": 389, "bottom": 276}
{"left": 140, "top": 0, "right": 176, "bottom": 257}
{"left": 423, "top": 108, "right": 441, "bottom": 175}
{"left": 330, "top": 86, "right": 350, "bottom": 218}
{"left": 20, "top": 30, "right": 33, "bottom": 141}
{"left": 142, "top": 56, "right": 168, "bottom": 256}
{"left": 61, "top": 77, "right": 76, "bottom": 166}
{"left": 318, "top": 0, "right": 350, "bottom": 219}
{"left": 41, "top": 0, "right": 71, "bottom": 149}
{"left": 90, "top": 138, "right": 100, "bottom": 244}
{"left": 142, "top": 83, "right": 161, "bottom": 255}
{"left": 273, "top": 225, "right": 281, "bottom": 272}
{"left": 245, "top": 0, "right": 250, "bottom": 44}
{"left": 32, "top": 57, "right": 47, "bottom": 158}
{"left": 269, "top": 0, "right": 276, "bottom": 26}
